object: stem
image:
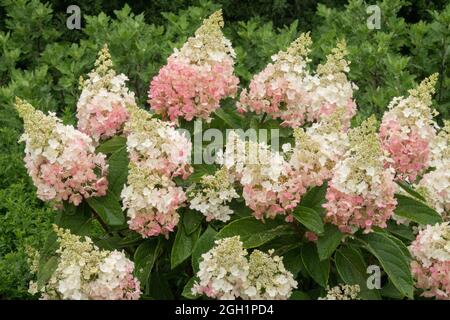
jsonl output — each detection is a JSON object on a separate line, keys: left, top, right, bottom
{"left": 292, "top": 220, "right": 304, "bottom": 238}
{"left": 260, "top": 112, "right": 267, "bottom": 125}
{"left": 91, "top": 209, "right": 113, "bottom": 236}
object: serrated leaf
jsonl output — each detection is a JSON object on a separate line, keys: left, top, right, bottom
{"left": 181, "top": 277, "right": 199, "bottom": 300}
{"left": 216, "top": 217, "right": 294, "bottom": 248}
{"left": 292, "top": 206, "right": 324, "bottom": 235}
{"left": 317, "top": 224, "right": 343, "bottom": 260}
{"left": 107, "top": 147, "right": 129, "bottom": 197}
{"left": 396, "top": 181, "right": 426, "bottom": 201}
{"left": 335, "top": 246, "right": 381, "bottom": 300}
{"left": 87, "top": 192, "right": 125, "bottom": 226}
{"left": 289, "top": 291, "right": 310, "bottom": 300}
{"left": 96, "top": 136, "right": 126, "bottom": 154}
{"left": 183, "top": 211, "right": 203, "bottom": 235}
{"left": 300, "top": 183, "right": 328, "bottom": 214}
{"left": 359, "top": 231, "right": 413, "bottom": 299}
{"left": 171, "top": 224, "right": 201, "bottom": 269}
{"left": 300, "top": 243, "right": 329, "bottom": 287}
{"left": 394, "top": 194, "right": 441, "bottom": 225}
{"left": 192, "top": 226, "right": 218, "bottom": 273}
{"left": 134, "top": 239, "right": 160, "bottom": 285}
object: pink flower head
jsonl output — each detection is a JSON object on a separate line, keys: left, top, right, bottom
{"left": 380, "top": 74, "right": 439, "bottom": 182}
{"left": 76, "top": 44, "right": 133, "bottom": 142}
{"left": 148, "top": 10, "right": 239, "bottom": 124}
{"left": 16, "top": 98, "right": 108, "bottom": 206}
{"left": 409, "top": 222, "right": 450, "bottom": 300}
{"left": 323, "top": 116, "right": 397, "bottom": 233}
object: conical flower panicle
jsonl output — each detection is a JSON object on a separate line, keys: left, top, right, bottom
{"left": 16, "top": 98, "right": 108, "bottom": 206}
{"left": 148, "top": 10, "right": 239, "bottom": 124}
{"left": 324, "top": 116, "right": 397, "bottom": 233}
{"left": 76, "top": 44, "right": 133, "bottom": 142}
{"left": 380, "top": 74, "right": 439, "bottom": 181}
{"left": 28, "top": 226, "right": 141, "bottom": 300}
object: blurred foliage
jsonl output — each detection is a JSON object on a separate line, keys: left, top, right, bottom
{"left": 0, "top": 0, "right": 449, "bottom": 298}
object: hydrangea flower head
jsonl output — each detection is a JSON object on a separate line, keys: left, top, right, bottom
{"left": 309, "top": 40, "right": 357, "bottom": 130}
{"left": 192, "top": 236, "right": 249, "bottom": 300}
{"left": 416, "top": 121, "right": 450, "bottom": 217}
{"left": 188, "top": 167, "right": 239, "bottom": 222}
{"left": 121, "top": 104, "right": 191, "bottom": 238}
{"left": 124, "top": 104, "right": 192, "bottom": 179}
{"left": 318, "top": 284, "right": 360, "bottom": 300}
{"left": 121, "top": 164, "right": 185, "bottom": 238}
{"left": 29, "top": 226, "right": 140, "bottom": 300}
{"left": 324, "top": 116, "right": 397, "bottom": 233}
{"left": 218, "top": 131, "right": 303, "bottom": 220}
{"left": 16, "top": 98, "right": 108, "bottom": 206}
{"left": 380, "top": 74, "right": 439, "bottom": 182}
{"left": 76, "top": 44, "right": 133, "bottom": 142}
{"left": 287, "top": 108, "right": 350, "bottom": 189}
{"left": 149, "top": 10, "right": 239, "bottom": 124}
{"left": 237, "top": 33, "right": 314, "bottom": 127}
{"left": 241, "top": 249, "right": 297, "bottom": 300}
{"left": 409, "top": 222, "right": 450, "bottom": 300}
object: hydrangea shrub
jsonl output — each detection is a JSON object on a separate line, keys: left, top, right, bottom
{"left": 15, "top": 10, "right": 450, "bottom": 301}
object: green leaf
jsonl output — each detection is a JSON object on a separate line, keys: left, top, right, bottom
{"left": 396, "top": 181, "right": 426, "bottom": 201}
{"left": 335, "top": 246, "right": 381, "bottom": 300}
{"left": 381, "top": 280, "right": 404, "bottom": 299}
{"left": 386, "top": 221, "right": 415, "bottom": 241}
{"left": 317, "top": 224, "right": 344, "bottom": 260}
{"left": 148, "top": 272, "right": 173, "bottom": 299}
{"left": 359, "top": 231, "right": 413, "bottom": 299}
{"left": 213, "top": 104, "right": 242, "bottom": 129}
{"left": 192, "top": 226, "right": 218, "bottom": 273}
{"left": 37, "top": 256, "right": 58, "bottom": 289}
{"left": 134, "top": 239, "right": 160, "bottom": 285}
{"left": 300, "top": 243, "right": 329, "bottom": 288}
{"left": 56, "top": 202, "right": 92, "bottom": 234}
{"left": 394, "top": 194, "right": 441, "bottom": 225}
{"left": 86, "top": 192, "right": 125, "bottom": 227}
{"left": 183, "top": 211, "right": 203, "bottom": 235}
{"left": 216, "top": 216, "right": 295, "bottom": 248}
{"left": 107, "top": 147, "right": 129, "bottom": 197}
{"left": 282, "top": 248, "right": 302, "bottom": 276}
{"left": 292, "top": 206, "right": 324, "bottom": 235}
{"left": 96, "top": 136, "right": 127, "bottom": 154}
{"left": 181, "top": 277, "right": 199, "bottom": 300}
{"left": 171, "top": 224, "right": 201, "bottom": 269}
{"left": 289, "top": 291, "right": 310, "bottom": 300}
{"left": 300, "top": 183, "right": 328, "bottom": 213}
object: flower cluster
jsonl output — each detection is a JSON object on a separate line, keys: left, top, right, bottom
{"left": 218, "top": 131, "right": 303, "bottom": 220}
{"left": 286, "top": 109, "right": 350, "bottom": 190}
{"left": 318, "top": 284, "right": 360, "bottom": 300}
{"left": 409, "top": 222, "right": 450, "bottom": 300}
{"left": 121, "top": 104, "right": 192, "bottom": 238}
{"left": 416, "top": 121, "right": 450, "bottom": 218}
{"left": 188, "top": 167, "right": 239, "bottom": 222}
{"left": 29, "top": 226, "right": 140, "bottom": 300}
{"left": 76, "top": 45, "right": 133, "bottom": 142}
{"left": 380, "top": 74, "right": 439, "bottom": 182}
{"left": 148, "top": 10, "right": 239, "bottom": 124}
{"left": 238, "top": 36, "right": 356, "bottom": 128}
{"left": 323, "top": 116, "right": 397, "bottom": 233}
{"left": 241, "top": 249, "right": 297, "bottom": 300}
{"left": 192, "top": 236, "right": 296, "bottom": 300}
{"left": 16, "top": 98, "right": 108, "bottom": 206}
{"left": 308, "top": 40, "right": 357, "bottom": 130}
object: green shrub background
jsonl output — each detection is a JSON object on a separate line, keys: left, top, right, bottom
{"left": 0, "top": 0, "right": 449, "bottom": 299}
